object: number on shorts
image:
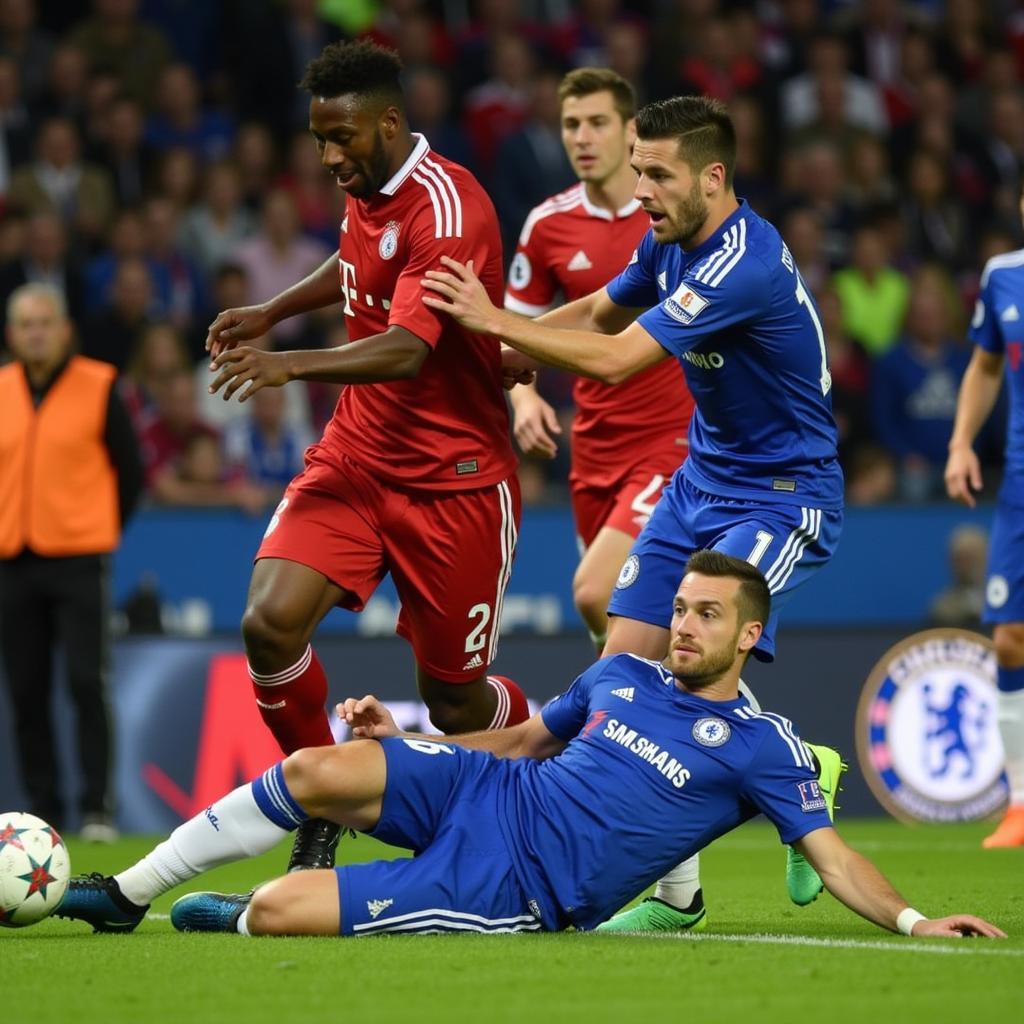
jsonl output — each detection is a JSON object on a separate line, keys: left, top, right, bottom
{"left": 464, "top": 603, "right": 491, "bottom": 653}
{"left": 402, "top": 739, "right": 454, "bottom": 755}
{"left": 746, "top": 530, "right": 774, "bottom": 568}
{"left": 630, "top": 475, "right": 666, "bottom": 519}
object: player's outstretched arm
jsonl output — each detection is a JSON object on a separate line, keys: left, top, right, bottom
{"left": 945, "top": 347, "right": 1004, "bottom": 507}
{"left": 534, "top": 288, "right": 646, "bottom": 336}
{"left": 337, "top": 696, "right": 567, "bottom": 761}
{"left": 206, "top": 251, "right": 343, "bottom": 359}
{"left": 795, "top": 827, "right": 1006, "bottom": 938}
{"left": 423, "top": 257, "right": 667, "bottom": 384}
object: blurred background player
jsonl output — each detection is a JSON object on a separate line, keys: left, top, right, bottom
{"left": 423, "top": 96, "right": 843, "bottom": 931}
{"left": 945, "top": 184, "right": 1024, "bottom": 848}
{"left": 504, "top": 68, "right": 693, "bottom": 653}
{"left": 0, "top": 283, "right": 142, "bottom": 841}
{"left": 204, "top": 42, "right": 528, "bottom": 873}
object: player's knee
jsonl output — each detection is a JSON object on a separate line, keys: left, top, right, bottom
{"left": 281, "top": 746, "right": 337, "bottom": 806}
{"left": 572, "top": 573, "right": 609, "bottom": 632}
{"left": 422, "top": 688, "right": 486, "bottom": 734}
{"left": 993, "top": 624, "right": 1024, "bottom": 668}
{"left": 247, "top": 880, "right": 291, "bottom": 935}
{"left": 241, "top": 599, "right": 301, "bottom": 660}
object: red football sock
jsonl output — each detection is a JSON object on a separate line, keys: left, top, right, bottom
{"left": 486, "top": 675, "right": 531, "bottom": 729}
{"left": 249, "top": 644, "right": 334, "bottom": 754}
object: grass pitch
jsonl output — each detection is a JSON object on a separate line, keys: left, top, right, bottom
{"left": 2, "top": 819, "right": 1020, "bottom": 1024}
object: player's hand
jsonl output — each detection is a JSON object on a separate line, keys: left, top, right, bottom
{"left": 501, "top": 345, "right": 538, "bottom": 390}
{"left": 944, "top": 444, "right": 983, "bottom": 508}
{"left": 910, "top": 914, "right": 1006, "bottom": 939}
{"left": 206, "top": 305, "right": 275, "bottom": 361}
{"left": 421, "top": 257, "right": 498, "bottom": 333}
{"left": 336, "top": 696, "right": 400, "bottom": 739}
{"left": 209, "top": 347, "right": 291, "bottom": 402}
{"left": 513, "top": 390, "right": 561, "bottom": 459}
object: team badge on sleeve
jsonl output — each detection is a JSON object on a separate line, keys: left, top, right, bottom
{"left": 379, "top": 221, "right": 400, "bottom": 260}
{"left": 664, "top": 283, "right": 709, "bottom": 325}
{"left": 692, "top": 718, "right": 731, "bottom": 747}
{"left": 797, "top": 780, "right": 827, "bottom": 812}
{"left": 615, "top": 554, "right": 640, "bottom": 590}
{"left": 509, "top": 252, "right": 532, "bottom": 289}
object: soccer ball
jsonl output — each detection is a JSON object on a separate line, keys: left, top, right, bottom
{"left": 0, "top": 812, "right": 71, "bottom": 927}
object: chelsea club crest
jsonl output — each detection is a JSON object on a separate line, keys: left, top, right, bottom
{"left": 379, "top": 221, "right": 400, "bottom": 260}
{"left": 693, "top": 718, "right": 731, "bottom": 747}
{"left": 855, "top": 628, "right": 1008, "bottom": 823}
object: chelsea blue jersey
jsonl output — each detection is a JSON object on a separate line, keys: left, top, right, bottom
{"left": 606, "top": 200, "right": 843, "bottom": 510}
{"left": 499, "top": 654, "right": 832, "bottom": 931}
{"left": 971, "top": 251, "right": 1024, "bottom": 502}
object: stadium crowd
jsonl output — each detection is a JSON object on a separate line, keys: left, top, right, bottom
{"left": 0, "top": 0, "right": 1021, "bottom": 508}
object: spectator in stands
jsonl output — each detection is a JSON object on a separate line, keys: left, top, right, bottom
{"left": 33, "top": 42, "right": 88, "bottom": 127}
{"left": 929, "top": 524, "right": 989, "bottom": 629}
{"left": 0, "top": 283, "right": 142, "bottom": 840}
{"left": 604, "top": 20, "right": 649, "bottom": 105}
{"left": 224, "top": 385, "right": 314, "bottom": 493}
{"left": 7, "top": 116, "right": 115, "bottom": 246}
{"left": 145, "top": 62, "right": 235, "bottom": 164}
{"left": 784, "top": 140, "right": 856, "bottom": 268}
{"left": 153, "top": 145, "right": 200, "bottom": 212}
{"left": 81, "top": 256, "right": 153, "bottom": 372}
{"left": 550, "top": 0, "right": 647, "bottom": 71}
{"left": 143, "top": 195, "right": 207, "bottom": 332}
{"left": 364, "top": 0, "right": 454, "bottom": 71}
{"left": 120, "top": 320, "right": 192, "bottom": 434}
{"left": 729, "top": 93, "right": 775, "bottom": 216}
{"left": 832, "top": 222, "right": 910, "bottom": 358}
{"left": 83, "top": 207, "right": 157, "bottom": 314}
{"left": 189, "top": 260, "right": 248, "bottom": 363}
{"left": 981, "top": 89, "right": 1024, "bottom": 221}
{"left": 276, "top": 132, "right": 342, "bottom": 249}
{"left": 934, "top": 0, "right": 994, "bottom": 87}
{"left": 90, "top": 94, "right": 156, "bottom": 208}
{"left": 69, "top": 0, "right": 171, "bottom": 108}
{"left": 180, "top": 159, "right": 256, "bottom": 276}
{"left": 844, "top": 135, "right": 898, "bottom": 214}
{"left": 902, "top": 148, "right": 970, "bottom": 270}
{"left": 453, "top": 0, "right": 548, "bottom": 98}
{"left": 234, "top": 188, "right": 331, "bottom": 349}
{"left": 0, "top": 211, "right": 84, "bottom": 330}
{"left": 492, "top": 68, "right": 575, "bottom": 258}
{"left": 232, "top": 122, "right": 278, "bottom": 211}
{"left": 405, "top": 66, "right": 476, "bottom": 174}
{"left": 780, "top": 207, "right": 828, "bottom": 295}
{"left": 838, "top": 0, "right": 928, "bottom": 89}
{"left": 675, "top": 14, "right": 763, "bottom": 104}
{"left": 845, "top": 444, "right": 898, "bottom": 506}
{"left": 870, "top": 266, "right": 977, "bottom": 500}
{"left": 0, "top": 55, "right": 31, "bottom": 196}
{"left": 0, "top": 0, "right": 54, "bottom": 110}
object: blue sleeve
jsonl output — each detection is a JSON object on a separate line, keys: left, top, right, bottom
{"left": 739, "top": 724, "right": 833, "bottom": 844}
{"left": 636, "top": 252, "right": 771, "bottom": 357}
{"left": 605, "top": 230, "right": 659, "bottom": 309}
{"left": 540, "top": 661, "right": 606, "bottom": 741}
{"left": 969, "top": 272, "right": 1003, "bottom": 355}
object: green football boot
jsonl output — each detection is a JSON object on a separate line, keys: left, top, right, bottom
{"left": 786, "top": 743, "right": 848, "bottom": 906}
{"left": 596, "top": 892, "right": 707, "bottom": 933}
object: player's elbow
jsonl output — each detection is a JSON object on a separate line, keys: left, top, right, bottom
{"left": 392, "top": 345, "right": 428, "bottom": 379}
{"left": 597, "top": 355, "right": 637, "bottom": 387}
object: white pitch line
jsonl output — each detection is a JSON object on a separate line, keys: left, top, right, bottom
{"left": 149, "top": 913, "right": 170, "bottom": 920}
{"left": 633, "top": 931, "right": 1023, "bottom": 957}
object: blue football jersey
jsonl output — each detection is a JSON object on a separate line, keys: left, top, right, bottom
{"left": 500, "top": 654, "right": 832, "bottom": 931}
{"left": 606, "top": 201, "right": 843, "bottom": 510}
{"left": 971, "top": 251, "right": 1024, "bottom": 500}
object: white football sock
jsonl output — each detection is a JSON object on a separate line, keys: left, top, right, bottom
{"left": 654, "top": 853, "right": 701, "bottom": 910}
{"left": 115, "top": 779, "right": 295, "bottom": 906}
{"left": 998, "top": 689, "right": 1024, "bottom": 805}
{"left": 236, "top": 908, "right": 252, "bottom": 936}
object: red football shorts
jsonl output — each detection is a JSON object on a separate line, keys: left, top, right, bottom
{"left": 571, "top": 456, "right": 685, "bottom": 550}
{"left": 258, "top": 449, "right": 521, "bottom": 683}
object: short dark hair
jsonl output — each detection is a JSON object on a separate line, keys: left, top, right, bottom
{"left": 299, "top": 40, "right": 404, "bottom": 109}
{"left": 635, "top": 96, "right": 736, "bottom": 186}
{"left": 682, "top": 550, "right": 770, "bottom": 627}
{"left": 558, "top": 67, "right": 635, "bottom": 123}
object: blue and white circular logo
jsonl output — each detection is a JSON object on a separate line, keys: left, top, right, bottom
{"left": 509, "top": 252, "right": 531, "bottom": 290}
{"left": 856, "top": 628, "right": 1007, "bottom": 823}
{"left": 615, "top": 554, "right": 640, "bottom": 590}
{"left": 692, "top": 717, "right": 731, "bottom": 747}
{"left": 986, "top": 574, "right": 1009, "bottom": 609}
{"left": 379, "top": 221, "right": 400, "bottom": 260}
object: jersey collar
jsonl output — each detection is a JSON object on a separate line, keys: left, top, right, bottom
{"left": 378, "top": 133, "right": 430, "bottom": 196}
{"left": 681, "top": 198, "right": 748, "bottom": 263}
{"left": 579, "top": 186, "right": 641, "bottom": 221}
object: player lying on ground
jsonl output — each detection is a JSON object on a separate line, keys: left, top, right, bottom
{"left": 57, "top": 552, "right": 1004, "bottom": 940}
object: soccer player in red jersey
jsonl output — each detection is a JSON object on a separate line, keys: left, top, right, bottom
{"left": 504, "top": 69, "right": 694, "bottom": 652}
{"left": 204, "top": 42, "right": 529, "bottom": 870}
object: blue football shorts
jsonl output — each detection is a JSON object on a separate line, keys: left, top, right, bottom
{"left": 607, "top": 474, "right": 843, "bottom": 661}
{"left": 983, "top": 497, "right": 1024, "bottom": 625}
{"left": 335, "top": 737, "right": 542, "bottom": 936}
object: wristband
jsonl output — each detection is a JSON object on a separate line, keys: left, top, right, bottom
{"left": 896, "top": 907, "right": 927, "bottom": 935}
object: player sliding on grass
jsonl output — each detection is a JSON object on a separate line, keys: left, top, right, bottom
{"left": 422, "top": 95, "right": 844, "bottom": 932}
{"left": 56, "top": 552, "right": 1003, "bottom": 941}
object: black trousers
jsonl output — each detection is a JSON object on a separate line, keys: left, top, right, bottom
{"left": 0, "top": 551, "right": 113, "bottom": 824}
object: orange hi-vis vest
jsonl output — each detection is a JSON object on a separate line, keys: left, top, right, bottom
{"left": 0, "top": 355, "right": 120, "bottom": 558}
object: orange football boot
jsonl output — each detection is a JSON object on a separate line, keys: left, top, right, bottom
{"left": 982, "top": 805, "right": 1024, "bottom": 848}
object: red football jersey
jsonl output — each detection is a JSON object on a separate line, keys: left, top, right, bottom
{"left": 504, "top": 183, "right": 693, "bottom": 488}
{"left": 322, "top": 135, "right": 516, "bottom": 491}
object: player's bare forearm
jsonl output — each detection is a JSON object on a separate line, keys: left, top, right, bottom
{"left": 403, "top": 716, "right": 566, "bottom": 761}
{"left": 949, "top": 348, "right": 1004, "bottom": 451}
{"left": 264, "top": 251, "right": 345, "bottom": 323}
{"left": 284, "top": 326, "right": 430, "bottom": 384}
{"left": 536, "top": 288, "right": 644, "bottom": 336}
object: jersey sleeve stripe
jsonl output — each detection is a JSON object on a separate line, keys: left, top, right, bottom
{"left": 706, "top": 217, "right": 747, "bottom": 287}
{"left": 759, "top": 712, "right": 814, "bottom": 769}
{"left": 503, "top": 293, "right": 553, "bottom": 316}
{"left": 518, "top": 187, "right": 583, "bottom": 245}
{"left": 422, "top": 156, "right": 463, "bottom": 237}
{"left": 417, "top": 165, "right": 454, "bottom": 237}
{"left": 693, "top": 226, "right": 737, "bottom": 284}
{"left": 412, "top": 170, "right": 446, "bottom": 238}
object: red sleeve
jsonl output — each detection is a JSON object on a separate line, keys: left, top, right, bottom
{"left": 387, "top": 199, "right": 500, "bottom": 348}
{"left": 504, "top": 219, "right": 557, "bottom": 316}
